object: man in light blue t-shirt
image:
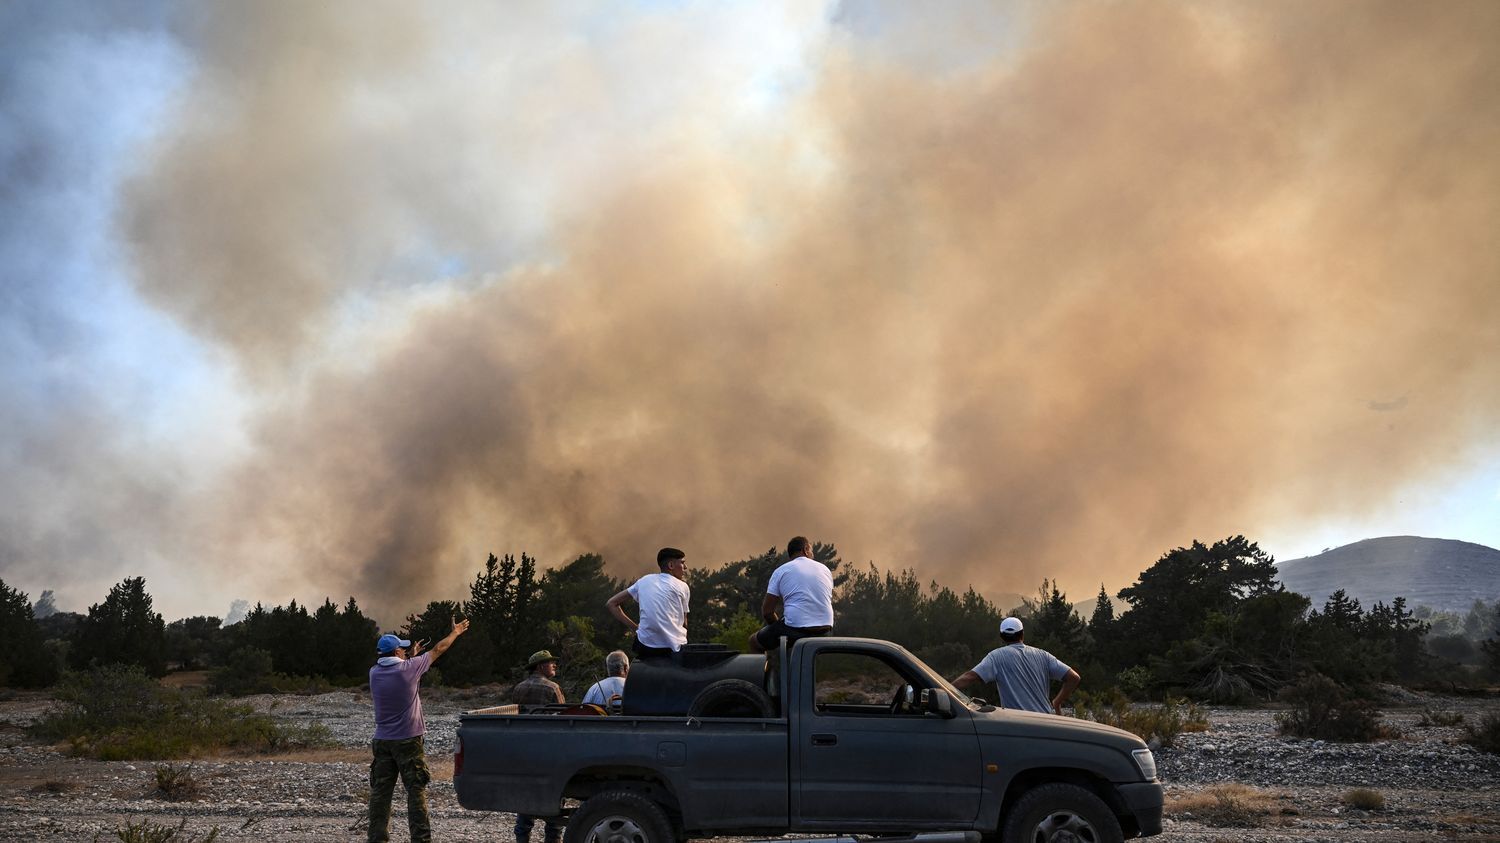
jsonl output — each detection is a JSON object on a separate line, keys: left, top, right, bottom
{"left": 367, "top": 617, "right": 469, "bottom": 842}
{"left": 952, "top": 616, "right": 1080, "bottom": 714}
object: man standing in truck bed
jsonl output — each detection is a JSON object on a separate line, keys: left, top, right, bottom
{"left": 749, "top": 536, "right": 834, "bottom": 653}
{"left": 606, "top": 547, "right": 690, "bottom": 659}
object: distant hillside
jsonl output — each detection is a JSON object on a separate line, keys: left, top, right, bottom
{"left": 1275, "top": 536, "right": 1500, "bottom": 613}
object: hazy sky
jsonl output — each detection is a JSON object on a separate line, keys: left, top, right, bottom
{"left": 3, "top": 1, "right": 1497, "bottom": 625}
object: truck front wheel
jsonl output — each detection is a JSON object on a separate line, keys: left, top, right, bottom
{"left": 565, "top": 789, "right": 675, "bottom": 843}
{"left": 1001, "top": 783, "right": 1123, "bottom": 843}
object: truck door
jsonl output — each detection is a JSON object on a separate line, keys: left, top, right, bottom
{"left": 791, "top": 647, "right": 982, "bottom": 830}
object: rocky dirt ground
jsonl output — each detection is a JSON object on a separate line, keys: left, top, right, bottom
{"left": 0, "top": 686, "right": 1497, "bottom": 842}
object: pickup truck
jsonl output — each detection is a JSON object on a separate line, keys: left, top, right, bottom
{"left": 454, "top": 636, "right": 1163, "bottom": 843}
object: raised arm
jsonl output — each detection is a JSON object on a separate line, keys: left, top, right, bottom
{"left": 606, "top": 589, "right": 637, "bottom": 633}
{"left": 427, "top": 617, "right": 470, "bottom": 663}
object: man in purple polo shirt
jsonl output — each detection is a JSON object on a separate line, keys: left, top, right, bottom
{"left": 368, "top": 617, "right": 469, "bottom": 843}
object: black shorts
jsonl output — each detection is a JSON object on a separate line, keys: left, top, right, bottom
{"left": 754, "top": 620, "right": 832, "bottom": 652}
{"left": 631, "top": 638, "right": 674, "bottom": 660}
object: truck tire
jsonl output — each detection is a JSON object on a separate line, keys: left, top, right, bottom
{"left": 565, "top": 789, "right": 674, "bottom": 843}
{"left": 687, "top": 678, "right": 775, "bottom": 718}
{"left": 1000, "top": 782, "right": 1123, "bottom": 843}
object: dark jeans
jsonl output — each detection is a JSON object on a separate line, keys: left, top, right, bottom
{"left": 631, "top": 638, "right": 674, "bottom": 660}
{"left": 515, "top": 813, "right": 565, "bottom": 843}
{"left": 369, "top": 735, "right": 431, "bottom": 842}
{"left": 753, "top": 620, "right": 832, "bottom": 652}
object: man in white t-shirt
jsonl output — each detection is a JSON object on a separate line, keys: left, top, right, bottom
{"left": 583, "top": 650, "right": 630, "bottom": 711}
{"left": 606, "top": 547, "right": 690, "bottom": 659}
{"left": 749, "top": 536, "right": 834, "bottom": 653}
{"left": 952, "top": 616, "right": 1081, "bottom": 714}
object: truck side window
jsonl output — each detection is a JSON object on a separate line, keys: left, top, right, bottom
{"left": 813, "top": 651, "right": 921, "bottom": 716}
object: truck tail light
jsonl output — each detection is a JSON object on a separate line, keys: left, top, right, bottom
{"left": 454, "top": 735, "right": 464, "bottom": 777}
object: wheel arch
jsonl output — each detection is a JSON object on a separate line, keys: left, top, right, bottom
{"left": 563, "top": 766, "right": 684, "bottom": 826}
{"left": 998, "top": 767, "right": 1138, "bottom": 838}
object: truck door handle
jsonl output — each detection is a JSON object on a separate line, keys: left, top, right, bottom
{"left": 811, "top": 734, "right": 837, "bottom": 746}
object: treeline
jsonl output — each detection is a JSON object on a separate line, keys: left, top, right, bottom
{"left": 4, "top": 534, "right": 1499, "bottom": 701}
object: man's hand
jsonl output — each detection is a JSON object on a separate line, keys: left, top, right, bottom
{"left": 410, "top": 639, "right": 425, "bottom": 656}
{"left": 428, "top": 617, "right": 470, "bottom": 663}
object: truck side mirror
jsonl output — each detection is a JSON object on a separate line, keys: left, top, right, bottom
{"left": 919, "top": 688, "right": 954, "bottom": 718}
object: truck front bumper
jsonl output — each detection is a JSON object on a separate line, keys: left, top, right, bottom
{"left": 1116, "top": 782, "right": 1164, "bottom": 837}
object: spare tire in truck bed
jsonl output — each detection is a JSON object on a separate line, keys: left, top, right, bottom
{"left": 687, "top": 678, "right": 775, "bottom": 718}
{"left": 621, "top": 644, "right": 773, "bottom": 716}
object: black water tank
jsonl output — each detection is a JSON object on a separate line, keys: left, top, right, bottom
{"left": 621, "top": 644, "right": 771, "bottom": 716}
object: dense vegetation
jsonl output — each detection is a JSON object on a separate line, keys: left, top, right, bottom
{"left": 28, "top": 665, "right": 332, "bottom": 760}
{"left": 4, "top": 533, "right": 1499, "bottom": 704}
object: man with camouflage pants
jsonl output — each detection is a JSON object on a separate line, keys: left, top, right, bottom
{"left": 368, "top": 618, "right": 469, "bottom": 842}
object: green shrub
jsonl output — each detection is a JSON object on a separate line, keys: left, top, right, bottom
{"left": 207, "top": 647, "right": 275, "bottom": 696}
{"left": 95, "top": 818, "right": 219, "bottom": 842}
{"left": 153, "top": 763, "right": 199, "bottom": 801}
{"left": 31, "top": 666, "right": 334, "bottom": 760}
{"left": 1116, "top": 665, "right": 1153, "bottom": 700}
{"left": 1463, "top": 712, "right": 1500, "bottom": 754}
{"left": 1342, "top": 788, "right": 1385, "bottom": 810}
{"left": 1072, "top": 689, "right": 1209, "bottom": 747}
{"left": 1275, "top": 674, "right": 1393, "bottom": 742}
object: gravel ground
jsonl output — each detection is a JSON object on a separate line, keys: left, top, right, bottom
{"left": 1, "top": 686, "right": 1497, "bottom": 842}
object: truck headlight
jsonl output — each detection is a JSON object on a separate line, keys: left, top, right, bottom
{"left": 1132, "top": 748, "right": 1157, "bottom": 781}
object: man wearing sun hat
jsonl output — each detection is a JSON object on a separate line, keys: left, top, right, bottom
{"left": 367, "top": 616, "right": 469, "bottom": 842}
{"left": 952, "top": 616, "right": 1081, "bottom": 715}
{"left": 511, "top": 649, "right": 566, "bottom": 843}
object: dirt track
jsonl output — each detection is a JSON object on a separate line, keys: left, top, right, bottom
{"left": 1, "top": 688, "right": 1497, "bottom": 842}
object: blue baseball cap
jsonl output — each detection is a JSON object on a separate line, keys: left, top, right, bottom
{"left": 377, "top": 633, "right": 412, "bottom": 654}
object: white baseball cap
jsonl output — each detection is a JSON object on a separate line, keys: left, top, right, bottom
{"left": 999, "top": 617, "right": 1024, "bottom": 635}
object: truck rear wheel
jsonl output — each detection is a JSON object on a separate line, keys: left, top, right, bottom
{"left": 1001, "top": 782, "right": 1123, "bottom": 843}
{"left": 687, "top": 678, "right": 775, "bottom": 718}
{"left": 565, "top": 789, "right": 675, "bottom": 843}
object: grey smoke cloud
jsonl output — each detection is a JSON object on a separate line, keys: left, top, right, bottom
{"left": 4, "top": 1, "right": 1498, "bottom": 621}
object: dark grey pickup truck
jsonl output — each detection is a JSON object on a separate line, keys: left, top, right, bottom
{"left": 454, "top": 636, "right": 1162, "bottom": 843}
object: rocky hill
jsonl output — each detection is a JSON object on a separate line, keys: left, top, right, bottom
{"left": 1274, "top": 536, "right": 1500, "bottom": 613}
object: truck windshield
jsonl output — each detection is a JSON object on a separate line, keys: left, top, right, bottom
{"left": 891, "top": 643, "right": 977, "bottom": 708}
{"left": 931, "top": 673, "right": 976, "bottom": 708}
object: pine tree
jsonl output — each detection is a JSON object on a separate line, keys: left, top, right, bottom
{"left": 70, "top": 577, "right": 167, "bottom": 677}
{"left": 0, "top": 579, "right": 57, "bottom": 687}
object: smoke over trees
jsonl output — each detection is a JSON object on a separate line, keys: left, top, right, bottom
{"left": 4, "top": 3, "right": 1499, "bottom": 624}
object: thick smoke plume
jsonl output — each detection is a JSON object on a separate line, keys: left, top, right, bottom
{"left": 5, "top": 2, "right": 1499, "bottom": 620}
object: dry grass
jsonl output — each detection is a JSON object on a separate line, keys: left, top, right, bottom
{"left": 1342, "top": 788, "right": 1385, "bottom": 810}
{"left": 245, "top": 747, "right": 368, "bottom": 764}
{"left": 1072, "top": 691, "right": 1209, "bottom": 747}
{"left": 160, "top": 671, "right": 211, "bottom": 690}
{"left": 153, "top": 763, "right": 200, "bottom": 801}
{"left": 1167, "top": 783, "right": 1282, "bottom": 828}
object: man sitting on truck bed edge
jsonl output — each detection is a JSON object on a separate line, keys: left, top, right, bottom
{"left": 606, "top": 547, "right": 690, "bottom": 659}
{"left": 749, "top": 536, "right": 834, "bottom": 654}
